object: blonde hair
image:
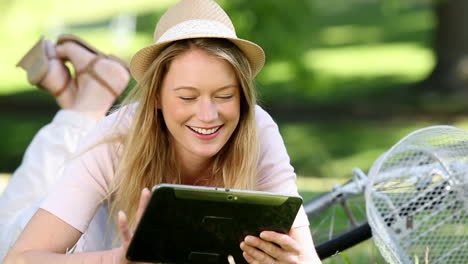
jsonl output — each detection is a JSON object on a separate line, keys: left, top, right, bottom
{"left": 108, "top": 38, "right": 259, "bottom": 230}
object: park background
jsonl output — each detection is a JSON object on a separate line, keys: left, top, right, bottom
{"left": 1, "top": 0, "right": 467, "bottom": 262}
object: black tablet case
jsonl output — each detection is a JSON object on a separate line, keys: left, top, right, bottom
{"left": 126, "top": 184, "right": 302, "bottom": 264}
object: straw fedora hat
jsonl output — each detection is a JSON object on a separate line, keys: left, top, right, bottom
{"left": 129, "top": 0, "right": 265, "bottom": 84}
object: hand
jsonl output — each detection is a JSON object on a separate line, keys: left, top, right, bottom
{"left": 240, "top": 231, "right": 303, "bottom": 264}
{"left": 112, "top": 188, "right": 152, "bottom": 264}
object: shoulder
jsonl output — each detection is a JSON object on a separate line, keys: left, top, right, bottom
{"left": 101, "top": 103, "right": 137, "bottom": 132}
{"left": 255, "top": 105, "right": 278, "bottom": 129}
{"left": 76, "top": 103, "right": 137, "bottom": 155}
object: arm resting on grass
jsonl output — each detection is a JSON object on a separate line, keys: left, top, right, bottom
{"left": 4, "top": 209, "right": 117, "bottom": 264}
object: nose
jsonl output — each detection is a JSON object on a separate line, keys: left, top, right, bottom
{"left": 197, "top": 97, "right": 218, "bottom": 123}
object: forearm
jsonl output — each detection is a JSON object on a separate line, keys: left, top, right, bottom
{"left": 5, "top": 248, "right": 119, "bottom": 264}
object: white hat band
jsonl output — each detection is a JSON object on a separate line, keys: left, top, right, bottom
{"left": 157, "top": 19, "right": 237, "bottom": 43}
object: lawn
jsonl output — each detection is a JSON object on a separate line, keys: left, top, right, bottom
{"left": 1, "top": 0, "right": 464, "bottom": 263}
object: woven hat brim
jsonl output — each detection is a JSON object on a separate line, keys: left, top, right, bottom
{"left": 129, "top": 36, "right": 265, "bottom": 85}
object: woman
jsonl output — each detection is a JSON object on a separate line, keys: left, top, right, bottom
{"left": 3, "top": 0, "right": 321, "bottom": 263}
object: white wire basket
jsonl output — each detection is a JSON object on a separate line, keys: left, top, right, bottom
{"left": 366, "top": 126, "right": 468, "bottom": 264}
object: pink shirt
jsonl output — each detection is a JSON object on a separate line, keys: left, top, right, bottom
{"left": 41, "top": 105, "right": 309, "bottom": 233}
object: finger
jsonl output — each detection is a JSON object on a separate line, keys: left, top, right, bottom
{"left": 227, "top": 255, "right": 236, "bottom": 264}
{"left": 243, "top": 235, "right": 284, "bottom": 260}
{"left": 135, "top": 188, "right": 151, "bottom": 224}
{"left": 240, "top": 241, "right": 275, "bottom": 264}
{"left": 260, "top": 231, "right": 301, "bottom": 254}
{"left": 242, "top": 252, "right": 255, "bottom": 263}
{"left": 118, "top": 210, "right": 132, "bottom": 245}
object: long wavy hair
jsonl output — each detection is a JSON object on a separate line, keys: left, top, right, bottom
{"left": 107, "top": 38, "right": 259, "bottom": 230}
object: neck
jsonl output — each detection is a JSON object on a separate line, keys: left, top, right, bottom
{"left": 177, "top": 154, "right": 214, "bottom": 186}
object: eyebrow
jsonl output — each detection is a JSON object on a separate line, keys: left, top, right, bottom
{"left": 173, "top": 84, "right": 238, "bottom": 91}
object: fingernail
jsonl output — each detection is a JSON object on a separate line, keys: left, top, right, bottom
{"left": 142, "top": 187, "right": 149, "bottom": 193}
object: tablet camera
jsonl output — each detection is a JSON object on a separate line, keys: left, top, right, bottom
{"left": 227, "top": 195, "right": 237, "bottom": 201}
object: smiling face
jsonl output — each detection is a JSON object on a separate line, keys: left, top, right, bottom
{"left": 159, "top": 47, "right": 241, "bottom": 166}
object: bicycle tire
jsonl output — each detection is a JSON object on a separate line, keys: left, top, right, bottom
{"left": 315, "top": 222, "right": 372, "bottom": 259}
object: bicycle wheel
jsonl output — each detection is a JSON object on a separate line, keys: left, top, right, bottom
{"left": 304, "top": 168, "right": 373, "bottom": 259}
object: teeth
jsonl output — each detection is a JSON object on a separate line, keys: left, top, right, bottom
{"left": 190, "top": 126, "right": 220, "bottom": 135}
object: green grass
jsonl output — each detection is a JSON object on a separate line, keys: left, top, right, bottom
{"left": 0, "top": 1, "right": 452, "bottom": 262}
{"left": 281, "top": 121, "right": 433, "bottom": 179}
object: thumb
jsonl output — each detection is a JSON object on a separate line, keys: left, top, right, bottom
{"left": 118, "top": 210, "right": 132, "bottom": 246}
{"left": 135, "top": 188, "right": 151, "bottom": 224}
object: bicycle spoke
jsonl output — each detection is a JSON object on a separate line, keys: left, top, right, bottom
{"left": 328, "top": 205, "right": 336, "bottom": 240}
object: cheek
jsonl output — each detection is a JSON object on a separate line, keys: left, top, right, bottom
{"left": 223, "top": 100, "right": 241, "bottom": 124}
{"left": 162, "top": 102, "right": 194, "bottom": 129}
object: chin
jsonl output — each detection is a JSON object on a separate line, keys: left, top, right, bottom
{"left": 195, "top": 146, "right": 223, "bottom": 158}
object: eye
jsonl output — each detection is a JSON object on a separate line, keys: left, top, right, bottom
{"left": 215, "top": 95, "right": 234, "bottom": 99}
{"left": 179, "top": 96, "right": 196, "bottom": 101}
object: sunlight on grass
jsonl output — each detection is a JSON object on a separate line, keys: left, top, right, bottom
{"left": 297, "top": 176, "right": 348, "bottom": 192}
{"left": 318, "top": 8, "right": 433, "bottom": 46}
{"left": 304, "top": 43, "right": 434, "bottom": 80}
{"left": 319, "top": 25, "right": 382, "bottom": 46}
{"left": 326, "top": 149, "right": 384, "bottom": 178}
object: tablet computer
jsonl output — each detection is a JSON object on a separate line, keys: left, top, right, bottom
{"left": 126, "top": 184, "right": 302, "bottom": 264}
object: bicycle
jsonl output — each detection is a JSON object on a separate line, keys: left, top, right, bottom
{"left": 304, "top": 125, "right": 468, "bottom": 263}
{"left": 306, "top": 167, "right": 371, "bottom": 260}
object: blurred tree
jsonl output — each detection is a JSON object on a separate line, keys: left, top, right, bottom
{"left": 222, "top": 0, "right": 319, "bottom": 105}
{"left": 420, "top": 0, "right": 468, "bottom": 93}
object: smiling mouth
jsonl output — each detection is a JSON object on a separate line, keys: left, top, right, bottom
{"left": 188, "top": 126, "right": 222, "bottom": 135}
